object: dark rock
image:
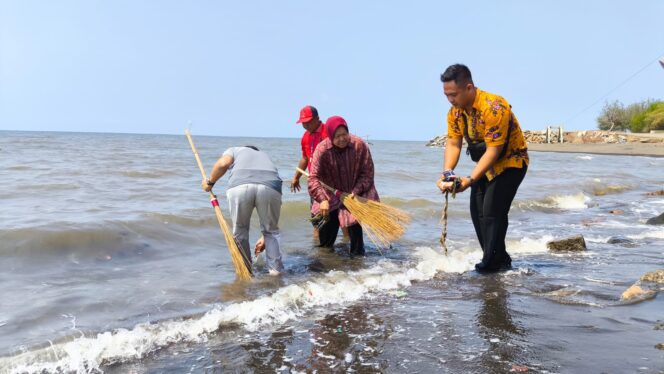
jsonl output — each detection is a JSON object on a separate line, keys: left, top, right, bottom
{"left": 608, "top": 209, "right": 624, "bottom": 215}
{"left": 646, "top": 212, "right": 664, "bottom": 225}
{"left": 655, "top": 322, "right": 664, "bottom": 330}
{"left": 646, "top": 190, "right": 664, "bottom": 196}
{"left": 607, "top": 236, "right": 637, "bottom": 247}
{"left": 307, "top": 259, "right": 327, "bottom": 273}
{"left": 656, "top": 343, "right": 664, "bottom": 351}
{"left": 547, "top": 235, "right": 587, "bottom": 252}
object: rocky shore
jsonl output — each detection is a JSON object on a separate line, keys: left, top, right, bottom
{"left": 426, "top": 130, "right": 664, "bottom": 147}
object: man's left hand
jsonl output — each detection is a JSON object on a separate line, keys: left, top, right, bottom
{"left": 456, "top": 177, "right": 472, "bottom": 193}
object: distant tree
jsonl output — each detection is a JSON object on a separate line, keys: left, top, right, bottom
{"left": 631, "top": 101, "right": 664, "bottom": 132}
{"left": 597, "top": 101, "right": 629, "bottom": 131}
{"left": 643, "top": 102, "right": 664, "bottom": 131}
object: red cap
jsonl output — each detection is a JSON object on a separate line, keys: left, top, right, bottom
{"left": 296, "top": 105, "right": 319, "bottom": 124}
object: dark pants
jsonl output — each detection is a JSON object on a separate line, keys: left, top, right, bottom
{"left": 318, "top": 210, "right": 365, "bottom": 255}
{"left": 470, "top": 165, "right": 527, "bottom": 271}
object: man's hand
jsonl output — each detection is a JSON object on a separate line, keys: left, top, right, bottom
{"left": 320, "top": 200, "right": 330, "bottom": 217}
{"left": 437, "top": 179, "right": 455, "bottom": 193}
{"left": 202, "top": 178, "right": 214, "bottom": 192}
{"left": 254, "top": 237, "right": 265, "bottom": 256}
{"left": 290, "top": 177, "right": 301, "bottom": 193}
{"left": 456, "top": 177, "right": 472, "bottom": 193}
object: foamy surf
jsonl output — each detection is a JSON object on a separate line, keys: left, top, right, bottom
{"left": 516, "top": 192, "right": 591, "bottom": 211}
{"left": 507, "top": 235, "right": 554, "bottom": 254}
{"left": 1, "top": 247, "right": 480, "bottom": 374}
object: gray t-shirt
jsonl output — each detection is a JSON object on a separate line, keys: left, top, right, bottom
{"left": 222, "top": 147, "right": 282, "bottom": 194}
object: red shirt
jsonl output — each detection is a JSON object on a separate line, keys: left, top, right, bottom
{"left": 300, "top": 123, "right": 328, "bottom": 170}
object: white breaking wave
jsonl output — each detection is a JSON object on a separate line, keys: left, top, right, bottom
{"left": 576, "top": 155, "right": 593, "bottom": 160}
{"left": 627, "top": 228, "right": 664, "bottom": 240}
{"left": 1, "top": 247, "right": 481, "bottom": 374}
{"left": 507, "top": 235, "right": 554, "bottom": 254}
{"left": 549, "top": 192, "right": 591, "bottom": 210}
{"left": 517, "top": 192, "right": 591, "bottom": 211}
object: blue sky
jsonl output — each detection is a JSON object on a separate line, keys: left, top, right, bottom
{"left": 1, "top": 1, "right": 663, "bottom": 141}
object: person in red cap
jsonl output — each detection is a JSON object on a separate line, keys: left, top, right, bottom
{"left": 290, "top": 105, "right": 331, "bottom": 239}
{"left": 308, "top": 116, "right": 378, "bottom": 256}
{"left": 290, "top": 105, "right": 328, "bottom": 192}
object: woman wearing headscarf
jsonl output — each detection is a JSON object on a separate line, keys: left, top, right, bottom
{"left": 308, "top": 116, "right": 379, "bottom": 256}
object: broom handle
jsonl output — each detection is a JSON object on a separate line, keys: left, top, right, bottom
{"left": 295, "top": 167, "right": 341, "bottom": 196}
{"left": 185, "top": 130, "right": 253, "bottom": 274}
{"left": 185, "top": 130, "right": 215, "bottom": 198}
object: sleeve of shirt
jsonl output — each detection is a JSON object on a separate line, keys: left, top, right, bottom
{"left": 352, "top": 141, "right": 374, "bottom": 196}
{"left": 222, "top": 147, "right": 235, "bottom": 158}
{"left": 447, "top": 109, "right": 463, "bottom": 140}
{"left": 307, "top": 145, "right": 330, "bottom": 203}
{"left": 300, "top": 134, "right": 308, "bottom": 159}
{"left": 483, "top": 100, "right": 510, "bottom": 147}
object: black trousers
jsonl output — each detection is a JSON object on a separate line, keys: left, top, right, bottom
{"left": 318, "top": 210, "right": 365, "bottom": 255}
{"left": 470, "top": 165, "right": 527, "bottom": 270}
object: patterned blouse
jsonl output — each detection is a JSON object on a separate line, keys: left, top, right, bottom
{"left": 447, "top": 88, "right": 529, "bottom": 180}
{"left": 308, "top": 135, "right": 379, "bottom": 228}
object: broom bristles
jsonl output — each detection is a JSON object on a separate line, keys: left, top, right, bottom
{"left": 211, "top": 200, "right": 252, "bottom": 281}
{"left": 340, "top": 194, "right": 411, "bottom": 249}
{"left": 294, "top": 167, "right": 410, "bottom": 250}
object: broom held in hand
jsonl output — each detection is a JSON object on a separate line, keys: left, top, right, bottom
{"left": 185, "top": 130, "right": 253, "bottom": 280}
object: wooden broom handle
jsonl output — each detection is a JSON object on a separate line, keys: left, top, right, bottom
{"left": 296, "top": 167, "right": 343, "bottom": 196}
{"left": 295, "top": 167, "right": 309, "bottom": 178}
{"left": 186, "top": 129, "right": 211, "bottom": 183}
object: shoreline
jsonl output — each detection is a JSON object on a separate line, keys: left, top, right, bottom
{"left": 527, "top": 142, "right": 664, "bottom": 157}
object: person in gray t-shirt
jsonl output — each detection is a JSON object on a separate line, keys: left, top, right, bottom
{"left": 202, "top": 146, "right": 284, "bottom": 275}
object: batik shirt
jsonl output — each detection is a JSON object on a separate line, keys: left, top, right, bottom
{"left": 447, "top": 88, "right": 529, "bottom": 180}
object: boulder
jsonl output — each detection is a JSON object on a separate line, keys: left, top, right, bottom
{"left": 547, "top": 235, "right": 586, "bottom": 252}
{"left": 426, "top": 135, "right": 447, "bottom": 147}
{"left": 640, "top": 269, "right": 664, "bottom": 284}
{"left": 607, "top": 236, "right": 637, "bottom": 247}
{"left": 307, "top": 259, "right": 327, "bottom": 273}
{"left": 656, "top": 343, "right": 664, "bottom": 351}
{"left": 646, "top": 212, "right": 664, "bottom": 225}
{"left": 655, "top": 322, "right": 664, "bottom": 331}
{"left": 620, "top": 284, "right": 656, "bottom": 301}
{"left": 646, "top": 190, "right": 664, "bottom": 196}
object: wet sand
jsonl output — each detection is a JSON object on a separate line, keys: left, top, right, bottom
{"left": 528, "top": 142, "right": 664, "bottom": 157}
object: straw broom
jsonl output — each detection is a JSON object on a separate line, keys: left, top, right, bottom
{"left": 185, "top": 130, "right": 253, "bottom": 281}
{"left": 297, "top": 167, "right": 410, "bottom": 250}
{"left": 439, "top": 180, "right": 459, "bottom": 256}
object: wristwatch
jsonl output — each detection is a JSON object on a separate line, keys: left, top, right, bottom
{"left": 206, "top": 179, "right": 215, "bottom": 187}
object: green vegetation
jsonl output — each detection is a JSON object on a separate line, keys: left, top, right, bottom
{"left": 597, "top": 99, "right": 664, "bottom": 132}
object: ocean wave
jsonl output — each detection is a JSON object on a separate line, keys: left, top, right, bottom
{"left": 627, "top": 228, "right": 664, "bottom": 240}
{"left": 515, "top": 192, "right": 591, "bottom": 211}
{"left": 0, "top": 229, "right": 572, "bottom": 373}
{"left": 117, "top": 170, "right": 178, "bottom": 179}
{"left": 506, "top": 235, "right": 555, "bottom": 254}
{"left": 0, "top": 247, "right": 480, "bottom": 373}
{"left": 379, "top": 197, "right": 441, "bottom": 209}
{"left": 0, "top": 221, "right": 181, "bottom": 260}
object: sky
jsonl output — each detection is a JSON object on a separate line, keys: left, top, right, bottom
{"left": 1, "top": 1, "right": 663, "bottom": 141}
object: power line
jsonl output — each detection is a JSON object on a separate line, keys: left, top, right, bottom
{"left": 564, "top": 52, "right": 664, "bottom": 124}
